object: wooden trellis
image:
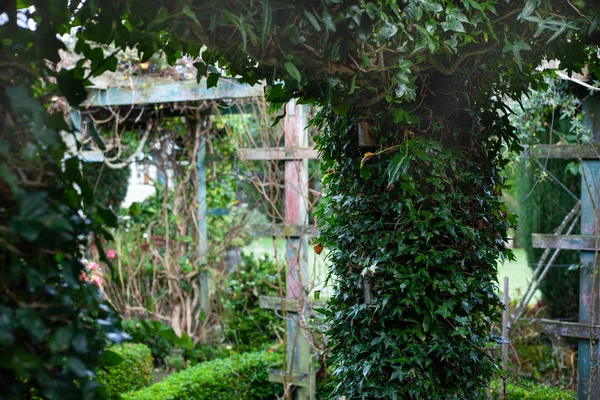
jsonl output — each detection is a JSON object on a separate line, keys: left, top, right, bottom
{"left": 240, "top": 100, "right": 320, "bottom": 400}
{"left": 80, "top": 76, "right": 320, "bottom": 398}
{"left": 529, "top": 95, "right": 600, "bottom": 399}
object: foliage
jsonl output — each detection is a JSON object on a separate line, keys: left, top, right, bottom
{"left": 101, "top": 114, "right": 244, "bottom": 342}
{"left": 82, "top": 160, "right": 130, "bottom": 210}
{"left": 220, "top": 252, "right": 283, "bottom": 352}
{"left": 0, "top": 4, "right": 126, "bottom": 399}
{"left": 489, "top": 380, "right": 575, "bottom": 399}
{"left": 510, "top": 77, "right": 588, "bottom": 318}
{"left": 507, "top": 303, "right": 576, "bottom": 389}
{"left": 1, "top": 1, "right": 599, "bottom": 399}
{"left": 121, "top": 350, "right": 282, "bottom": 400}
{"left": 96, "top": 343, "right": 153, "bottom": 399}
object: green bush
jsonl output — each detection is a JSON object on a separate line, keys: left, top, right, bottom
{"left": 490, "top": 380, "right": 575, "bottom": 399}
{"left": 122, "top": 350, "right": 281, "bottom": 400}
{"left": 221, "top": 253, "right": 283, "bottom": 352}
{"left": 97, "top": 343, "right": 153, "bottom": 398}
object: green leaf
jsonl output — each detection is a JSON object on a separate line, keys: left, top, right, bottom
{"left": 182, "top": 5, "right": 200, "bottom": 25}
{"left": 57, "top": 69, "right": 88, "bottom": 106}
{"left": 303, "top": 9, "right": 321, "bottom": 32}
{"left": 207, "top": 73, "right": 220, "bottom": 88}
{"left": 284, "top": 61, "right": 302, "bottom": 82}
{"left": 502, "top": 40, "right": 532, "bottom": 70}
{"left": 99, "top": 349, "right": 125, "bottom": 367}
{"left": 378, "top": 22, "right": 398, "bottom": 44}
{"left": 260, "top": 0, "right": 272, "bottom": 49}
{"left": 194, "top": 61, "right": 207, "bottom": 83}
{"left": 87, "top": 121, "right": 106, "bottom": 150}
{"left": 66, "top": 357, "right": 89, "bottom": 378}
{"left": 441, "top": 16, "right": 465, "bottom": 33}
{"left": 322, "top": 10, "right": 336, "bottom": 32}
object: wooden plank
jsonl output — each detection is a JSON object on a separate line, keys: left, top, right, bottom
{"left": 246, "top": 224, "right": 315, "bottom": 237}
{"left": 531, "top": 234, "right": 600, "bottom": 251}
{"left": 83, "top": 77, "right": 262, "bottom": 106}
{"left": 259, "top": 295, "right": 326, "bottom": 311}
{"left": 238, "top": 147, "right": 319, "bottom": 161}
{"left": 539, "top": 319, "right": 600, "bottom": 340}
{"left": 525, "top": 144, "right": 600, "bottom": 159}
{"left": 267, "top": 370, "right": 310, "bottom": 388}
{"left": 579, "top": 95, "right": 600, "bottom": 399}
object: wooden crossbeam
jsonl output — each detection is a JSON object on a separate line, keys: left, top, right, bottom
{"left": 238, "top": 147, "right": 319, "bottom": 161}
{"left": 268, "top": 370, "right": 311, "bottom": 388}
{"left": 259, "top": 295, "right": 326, "bottom": 312}
{"left": 246, "top": 224, "right": 315, "bottom": 237}
{"left": 83, "top": 77, "right": 262, "bottom": 106}
{"left": 532, "top": 234, "right": 600, "bottom": 251}
{"left": 539, "top": 319, "right": 600, "bottom": 340}
{"left": 525, "top": 144, "right": 600, "bottom": 160}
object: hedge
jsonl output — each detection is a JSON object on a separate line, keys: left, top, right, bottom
{"left": 122, "top": 350, "right": 281, "bottom": 400}
{"left": 490, "top": 380, "right": 575, "bottom": 399}
{"left": 97, "top": 343, "right": 153, "bottom": 399}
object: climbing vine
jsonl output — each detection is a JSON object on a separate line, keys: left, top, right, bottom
{"left": 1, "top": 0, "right": 599, "bottom": 398}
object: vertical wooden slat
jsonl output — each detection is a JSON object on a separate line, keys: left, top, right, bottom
{"left": 283, "top": 100, "right": 313, "bottom": 400}
{"left": 197, "top": 129, "right": 209, "bottom": 320}
{"left": 502, "top": 277, "right": 509, "bottom": 400}
{"left": 579, "top": 96, "right": 600, "bottom": 400}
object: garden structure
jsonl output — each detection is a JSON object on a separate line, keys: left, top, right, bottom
{"left": 75, "top": 65, "right": 321, "bottom": 398}
{"left": 1, "top": 2, "right": 600, "bottom": 400}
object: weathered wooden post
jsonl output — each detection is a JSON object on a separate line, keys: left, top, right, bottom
{"left": 282, "top": 100, "right": 313, "bottom": 400}
{"left": 196, "top": 120, "right": 209, "bottom": 318}
{"left": 530, "top": 95, "right": 600, "bottom": 399}
{"left": 578, "top": 95, "right": 600, "bottom": 399}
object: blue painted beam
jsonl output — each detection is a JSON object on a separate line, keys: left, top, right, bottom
{"left": 579, "top": 95, "right": 600, "bottom": 400}
{"left": 83, "top": 77, "right": 263, "bottom": 107}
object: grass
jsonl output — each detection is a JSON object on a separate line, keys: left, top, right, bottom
{"left": 498, "top": 248, "right": 540, "bottom": 303}
{"left": 244, "top": 239, "right": 539, "bottom": 304}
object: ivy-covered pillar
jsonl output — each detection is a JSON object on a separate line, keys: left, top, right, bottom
{"left": 316, "top": 104, "right": 510, "bottom": 398}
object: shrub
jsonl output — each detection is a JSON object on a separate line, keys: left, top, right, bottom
{"left": 97, "top": 343, "right": 153, "bottom": 399}
{"left": 122, "top": 350, "right": 281, "bottom": 400}
{"left": 490, "top": 380, "right": 575, "bottom": 399}
{"left": 220, "top": 253, "right": 283, "bottom": 352}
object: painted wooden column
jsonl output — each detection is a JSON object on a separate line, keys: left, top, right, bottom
{"left": 579, "top": 95, "right": 600, "bottom": 400}
{"left": 197, "top": 124, "right": 209, "bottom": 319}
{"left": 283, "top": 100, "right": 312, "bottom": 400}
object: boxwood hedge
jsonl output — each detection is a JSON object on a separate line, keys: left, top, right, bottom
{"left": 490, "top": 380, "right": 575, "bottom": 399}
{"left": 97, "top": 343, "right": 153, "bottom": 399}
{"left": 122, "top": 350, "right": 281, "bottom": 400}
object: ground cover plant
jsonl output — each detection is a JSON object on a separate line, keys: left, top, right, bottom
{"left": 1, "top": 1, "right": 599, "bottom": 399}
{"left": 96, "top": 343, "right": 153, "bottom": 399}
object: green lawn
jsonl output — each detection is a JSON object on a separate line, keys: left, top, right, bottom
{"left": 244, "top": 239, "right": 539, "bottom": 304}
{"left": 497, "top": 248, "right": 540, "bottom": 303}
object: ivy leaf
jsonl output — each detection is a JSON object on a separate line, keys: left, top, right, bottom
{"left": 194, "top": 61, "right": 207, "bottom": 83}
{"left": 503, "top": 40, "right": 532, "bottom": 70}
{"left": 86, "top": 120, "right": 106, "bottom": 151}
{"left": 378, "top": 21, "right": 398, "bottom": 44}
{"left": 98, "top": 349, "right": 125, "bottom": 367}
{"left": 322, "top": 10, "right": 336, "bottom": 32}
{"left": 182, "top": 5, "right": 200, "bottom": 25}
{"left": 303, "top": 9, "right": 321, "bottom": 32}
{"left": 284, "top": 61, "right": 302, "bottom": 82}
{"left": 207, "top": 73, "right": 220, "bottom": 88}
{"left": 441, "top": 16, "right": 465, "bottom": 33}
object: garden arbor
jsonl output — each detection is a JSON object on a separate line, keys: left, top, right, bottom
{"left": 1, "top": 1, "right": 599, "bottom": 399}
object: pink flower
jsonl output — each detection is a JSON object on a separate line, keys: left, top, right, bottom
{"left": 87, "top": 262, "right": 97, "bottom": 271}
{"left": 107, "top": 249, "right": 116, "bottom": 259}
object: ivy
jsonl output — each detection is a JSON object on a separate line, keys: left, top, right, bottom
{"left": 1, "top": 1, "right": 599, "bottom": 399}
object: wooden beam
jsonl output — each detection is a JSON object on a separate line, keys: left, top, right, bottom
{"left": 531, "top": 234, "right": 600, "bottom": 251}
{"left": 539, "top": 319, "right": 600, "bottom": 340}
{"left": 238, "top": 147, "right": 319, "bottom": 161}
{"left": 524, "top": 144, "right": 600, "bottom": 160}
{"left": 245, "top": 224, "right": 315, "bottom": 237}
{"left": 83, "top": 77, "right": 262, "bottom": 106}
{"left": 259, "top": 295, "right": 326, "bottom": 312}
{"left": 267, "top": 370, "right": 310, "bottom": 388}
